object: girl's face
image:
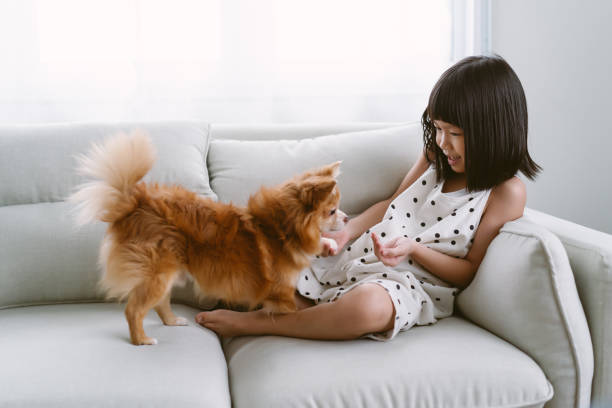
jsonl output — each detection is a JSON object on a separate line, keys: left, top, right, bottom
{"left": 434, "top": 119, "right": 465, "bottom": 173}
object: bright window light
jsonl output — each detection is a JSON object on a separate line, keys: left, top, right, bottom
{"left": 0, "top": 0, "right": 486, "bottom": 123}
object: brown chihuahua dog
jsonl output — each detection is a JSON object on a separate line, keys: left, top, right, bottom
{"left": 71, "top": 131, "right": 344, "bottom": 345}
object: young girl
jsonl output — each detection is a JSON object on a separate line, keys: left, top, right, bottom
{"left": 195, "top": 55, "right": 541, "bottom": 341}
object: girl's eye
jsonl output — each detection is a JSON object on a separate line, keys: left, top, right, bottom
{"left": 330, "top": 209, "right": 336, "bottom": 216}
{"left": 451, "top": 132, "right": 461, "bottom": 136}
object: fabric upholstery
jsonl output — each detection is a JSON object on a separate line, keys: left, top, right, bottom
{"left": 0, "top": 121, "right": 217, "bottom": 309}
{"left": 0, "top": 303, "right": 230, "bottom": 408}
{"left": 457, "top": 217, "right": 594, "bottom": 408}
{"left": 0, "top": 120, "right": 605, "bottom": 408}
{"left": 524, "top": 208, "right": 612, "bottom": 408}
{"left": 223, "top": 317, "right": 553, "bottom": 408}
{"left": 209, "top": 122, "right": 406, "bottom": 141}
{"left": 207, "top": 124, "right": 422, "bottom": 215}
{"left": 0, "top": 202, "right": 104, "bottom": 308}
{"left": 0, "top": 120, "right": 216, "bottom": 206}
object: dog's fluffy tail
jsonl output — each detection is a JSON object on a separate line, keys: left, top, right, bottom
{"left": 70, "top": 130, "right": 156, "bottom": 226}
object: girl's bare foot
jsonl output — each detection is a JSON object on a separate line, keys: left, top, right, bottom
{"left": 197, "top": 293, "right": 314, "bottom": 337}
{"left": 195, "top": 309, "right": 267, "bottom": 337}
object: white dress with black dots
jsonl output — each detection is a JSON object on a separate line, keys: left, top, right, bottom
{"left": 297, "top": 164, "right": 492, "bottom": 341}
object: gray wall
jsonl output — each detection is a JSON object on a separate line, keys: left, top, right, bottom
{"left": 491, "top": 0, "right": 612, "bottom": 234}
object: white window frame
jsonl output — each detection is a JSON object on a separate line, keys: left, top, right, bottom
{"left": 451, "top": 0, "right": 492, "bottom": 60}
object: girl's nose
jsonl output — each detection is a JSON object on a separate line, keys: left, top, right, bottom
{"left": 438, "top": 132, "right": 449, "bottom": 149}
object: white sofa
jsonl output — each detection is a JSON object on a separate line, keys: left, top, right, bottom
{"left": 0, "top": 120, "right": 610, "bottom": 408}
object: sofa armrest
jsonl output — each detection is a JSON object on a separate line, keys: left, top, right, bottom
{"left": 523, "top": 208, "right": 612, "bottom": 408}
{"left": 456, "top": 217, "right": 594, "bottom": 408}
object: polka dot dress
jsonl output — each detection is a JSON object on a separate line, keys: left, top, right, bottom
{"left": 297, "top": 164, "right": 492, "bottom": 341}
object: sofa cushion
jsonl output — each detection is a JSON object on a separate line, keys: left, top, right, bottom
{"left": 0, "top": 202, "right": 104, "bottom": 308}
{"left": 524, "top": 208, "right": 612, "bottom": 408}
{"left": 0, "top": 121, "right": 218, "bottom": 309}
{"left": 0, "top": 120, "right": 216, "bottom": 207}
{"left": 207, "top": 124, "right": 422, "bottom": 215}
{"left": 0, "top": 202, "right": 217, "bottom": 310}
{"left": 209, "top": 122, "right": 406, "bottom": 140}
{"left": 457, "top": 218, "right": 594, "bottom": 408}
{"left": 0, "top": 303, "right": 230, "bottom": 408}
{"left": 223, "top": 317, "right": 553, "bottom": 408}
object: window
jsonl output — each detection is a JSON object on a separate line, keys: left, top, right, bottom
{"left": 0, "top": 0, "right": 490, "bottom": 123}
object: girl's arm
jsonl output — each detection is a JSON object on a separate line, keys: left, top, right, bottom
{"left": 373, "top": 176, "right": 526, "bottom": 289}
{"left": 323, "top": 152, "right": 431, "bottom": 254}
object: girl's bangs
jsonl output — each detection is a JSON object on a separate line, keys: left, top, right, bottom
{"left": 427, "top": 80, "right": 463, "bottom": 127}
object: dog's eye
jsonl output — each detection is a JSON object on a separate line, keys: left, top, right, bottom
{"left": 329, "top": 209, "right": 336, "bottom": 216}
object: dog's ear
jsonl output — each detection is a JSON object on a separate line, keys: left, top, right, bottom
{"left": 328, "top": 161, "right": 342, "bottom": 178}
{"left": 315, "top": 161, "right": 342, "bottom": 179}
{"left": 299, "top": 178, "right": 336, "bottom": 206}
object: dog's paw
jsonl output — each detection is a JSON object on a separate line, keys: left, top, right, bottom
{"left": 133, "top": 337, "right": 158, "bottom": 346}
{"left": 161, "top": 315, "right": 189, "bottom": 326}
{"left": 321, "top": 237, "right": 338, "bottom": 252}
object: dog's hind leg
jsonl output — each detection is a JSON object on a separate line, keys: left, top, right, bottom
{"left": 125, "top": 273, "right": 174, "bottom": 346}
{"left": 154, "top": 290, "right": 188, "bottom": 326}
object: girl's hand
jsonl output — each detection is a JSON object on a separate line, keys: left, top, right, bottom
{"left": 371, "top": 232, "right": 415, "bottom": 267}
{"left": 320, "top": 228, "right": 351, "bottom": 257}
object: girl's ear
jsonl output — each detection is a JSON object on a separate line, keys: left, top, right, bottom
{"left": 299, "top": 178, "right": 337, "bottom": 206}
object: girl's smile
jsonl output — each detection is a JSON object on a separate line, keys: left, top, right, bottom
{"left": 434, "top": 120, "right": 465, "bottom": 173}
{"left": 447, "top": 155, "right": 460, "bottom": 166}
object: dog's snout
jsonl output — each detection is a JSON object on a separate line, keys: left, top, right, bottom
{"left": 336, "top": 209, "right": 348, "bottom": 225}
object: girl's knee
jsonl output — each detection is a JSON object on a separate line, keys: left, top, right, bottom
{"left": 343, "top": 283, "right": 395, "bottom": 334}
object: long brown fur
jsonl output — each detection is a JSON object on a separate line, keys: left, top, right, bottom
{"left": 70, "top": 131, "right": 342, "bottom": 345}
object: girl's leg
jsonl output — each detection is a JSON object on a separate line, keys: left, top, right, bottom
{"left": 294, "top": 292, "right": 315, "bottom": 310}
{"left": 195, "top": 283, "right": 395, "bottom": 340}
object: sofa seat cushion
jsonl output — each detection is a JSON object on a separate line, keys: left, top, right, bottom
{"left": 223, "top": 317, "right": 553, "bottom": 408}
{"left": 0, "top": 303, "right": 230, "bottom": 408}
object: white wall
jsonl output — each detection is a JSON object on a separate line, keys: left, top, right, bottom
{"left": 491, "top": 0, "right": 612, "bottom": 234}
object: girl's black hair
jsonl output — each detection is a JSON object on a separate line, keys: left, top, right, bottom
{"left": 422, "top": 55, "right": 542, "bottom": 191}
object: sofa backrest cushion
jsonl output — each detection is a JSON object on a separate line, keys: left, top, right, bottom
{"left": 0, "top": 121, "right": 215, "bottom": 309}
{"left": 0, "top": 120, "right": 216, "bottom": 206}
{"left": 209, "top": 122, "right": 406, "bottom": 141}
{"left": 456, "top": 218, "right": 594, "bottom": 408}
{"left": 207, "top": 124, "right": 422, "bottom": 215}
